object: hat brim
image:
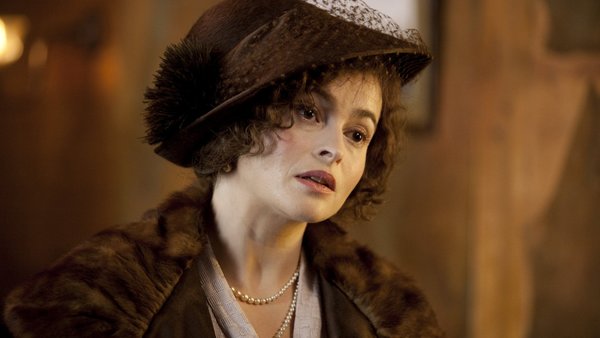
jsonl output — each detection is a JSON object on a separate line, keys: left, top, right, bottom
{"left": 155, "top": 2, "right": 432, "bottom": 167}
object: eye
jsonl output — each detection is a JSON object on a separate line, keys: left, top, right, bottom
{"left": 346, "top": 129, "right": 370, "bottom": 145}
{"left": 295, "top": 104, "right": 320, "bottom": 122}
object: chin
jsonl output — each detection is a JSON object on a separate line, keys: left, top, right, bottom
{"left": 292, "top": 206, "right": 339, "bottom": 224}
{"left": 301, "top": 214, "right": 329, "bottom": 224}
{"left": 279, "top": 195, "right": 344, "bottom": 223}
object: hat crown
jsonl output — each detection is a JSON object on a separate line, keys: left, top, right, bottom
{"left": 186, "top": 0, "right": 423, "bottom": 58}
{"left": 185, "top": 0, "right": 296, "bottom": 56}
{"left": 303, "top": 0, "right": 406, "bottom": 39}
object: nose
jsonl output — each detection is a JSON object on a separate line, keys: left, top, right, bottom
{"left": 313, "top": 130, "right": 343, "bottom": 165}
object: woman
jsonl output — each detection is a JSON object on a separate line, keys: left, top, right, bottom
{"left": 4, "top": 0, "right": 443, "bottom": 337}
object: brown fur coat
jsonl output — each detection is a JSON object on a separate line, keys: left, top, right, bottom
{"left": 3, "top": 182, "right": 443, "bottom": 337}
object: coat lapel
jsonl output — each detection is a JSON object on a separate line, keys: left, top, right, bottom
{"left": 143, "top": 257, "right": 216, "bottom": 338}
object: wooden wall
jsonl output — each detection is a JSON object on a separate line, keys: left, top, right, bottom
{"left": 0, "top": 0, "right": 598, "bottom": 337}
{"left": 354, "top": 0, "right": 599, "bottom": 337}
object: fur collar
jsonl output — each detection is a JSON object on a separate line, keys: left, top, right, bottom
{"left": 4, "top": 182, "right": 442, "bottom": 337}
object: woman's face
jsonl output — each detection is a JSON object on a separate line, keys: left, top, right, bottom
{"left": 231, "top": 72, "right": 382, "bottom": 223}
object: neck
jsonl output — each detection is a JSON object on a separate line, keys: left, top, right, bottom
{"left": 209, "top": 175, "right": 307, "bottom": 293}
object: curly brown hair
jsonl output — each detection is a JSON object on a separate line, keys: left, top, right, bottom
{"left": 192, "top": 57, "right": 405, "bottom": 222}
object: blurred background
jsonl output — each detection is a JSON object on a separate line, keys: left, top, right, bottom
{"left": 0, "top": 0, "right": 598, "bottom": 337}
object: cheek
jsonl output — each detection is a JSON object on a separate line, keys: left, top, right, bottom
{"left": 344, "top": 157, "right": 367, "bottom": 194}
{"left": 273, "top": 129, "right": 309, "bottom": 158}
{"left": 353, "top": 161, "right": 367, "bottom": 185}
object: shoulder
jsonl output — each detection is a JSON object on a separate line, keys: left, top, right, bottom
{"left": 304, "top": 221, "right": 445, "bottom": 338}
{"left": 3, "top": 183, "right": 211, "bottom": 337}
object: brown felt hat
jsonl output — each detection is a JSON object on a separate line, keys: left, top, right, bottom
{"left": 144, "top": 0, "right": 432, "bottom": 167}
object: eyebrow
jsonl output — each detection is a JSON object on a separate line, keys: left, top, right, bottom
{"left": 312, "top": 87, "right": 379, "bottom": 127}
{"left": 354, "top": 109, "right": 379, "bottom": 127}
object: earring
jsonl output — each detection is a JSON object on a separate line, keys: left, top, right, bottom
{"left": 222, "top": 163, "right": 232, "bottom": 173}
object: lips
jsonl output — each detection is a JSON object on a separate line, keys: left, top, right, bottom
{"left": 296, "top": 170, "right": 336, "bottom": 192}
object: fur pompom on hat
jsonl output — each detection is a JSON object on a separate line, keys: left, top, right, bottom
{"left": 144, "top": 41, "right": 219, "bottom": 145}
{"left": 144, "top": 0, "right": 432, "bottom": 167}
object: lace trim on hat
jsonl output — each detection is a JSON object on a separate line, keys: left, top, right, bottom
{"left": 303, "top": 0, "right": 409, "bottom": 40}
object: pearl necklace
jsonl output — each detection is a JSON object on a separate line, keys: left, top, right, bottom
{"left": 273, "top": 281, "right": 298, "bottom": 338}
{"left": 230, "top": 267, "right": 300, "bottom": 305}
{"left": 230, "top": 267, "right": 300, "bottom": 338}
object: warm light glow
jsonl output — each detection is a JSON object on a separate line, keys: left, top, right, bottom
{"left": 0, "top": 19, "right": 7, "bottom": 54}
{"left": 0, "top": 16, "right": 28, "bottom": 66}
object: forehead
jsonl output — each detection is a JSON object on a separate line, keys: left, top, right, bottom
{"left": 314, "top": 72, "right": 383, "bottom": 119}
